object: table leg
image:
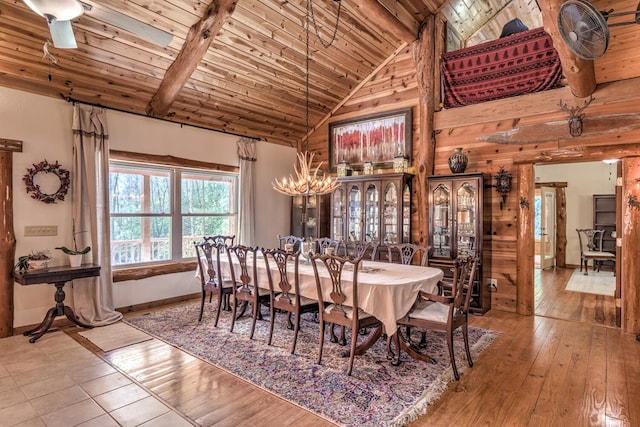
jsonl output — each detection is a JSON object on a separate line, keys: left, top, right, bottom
{"left": 25, "top": 307, "right": 58, "bottom": 343}
{"left": 340, "top": 325, "right": 383, "bottom": 357}
{"left": 63, "top": 305, "right": 94, "bottom": 329}
{"left": 397, "top": 331, "right": 436, "bottom": 364}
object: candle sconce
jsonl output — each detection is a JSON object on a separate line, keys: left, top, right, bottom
{"left": 493, "top": 167, "right": 512, "bottom": 210}
{"left": 629, "top": 194, "right": 640, "bottom": 211}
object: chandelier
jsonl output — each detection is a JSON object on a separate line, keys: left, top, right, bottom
{"left": 271, "top": 0, "right": 342, "bottom": 197}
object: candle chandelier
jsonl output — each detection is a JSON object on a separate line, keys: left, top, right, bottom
{"left": 272, "top": 0, "right": 342, "bottom": 197}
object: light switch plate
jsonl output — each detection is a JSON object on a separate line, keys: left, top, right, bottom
{"left": 24, "top": 225, "right": 58, "bottom": 237}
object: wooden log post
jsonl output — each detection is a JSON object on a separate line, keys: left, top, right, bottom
{"left": 0, "top": 138, "right": 22, "bottom": 338}
{"left": 517, "top": 163, "right": 535, "bottom": 315}
{"left": 622, "top": 157, "right": 640, "bottom": 334}
{"left": 411, "top": 15, "right": 438, "bottom": 246}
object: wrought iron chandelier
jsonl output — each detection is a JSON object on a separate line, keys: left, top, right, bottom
{"left": 272, "top": 0, "right": 342, "bottom": 197}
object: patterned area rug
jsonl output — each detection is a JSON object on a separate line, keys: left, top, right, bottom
{"left": 565, "top": 268, "right": 615, "bottom": 296}
{"left": 126, "top": 301, "right": 498, "bottom": 427}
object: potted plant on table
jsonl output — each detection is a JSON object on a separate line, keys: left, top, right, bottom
{"left": 15, "top": 250, "right": 52, "bottom": 272}
{"left": 56, "top": 225, "right": 91, "bottom": 267}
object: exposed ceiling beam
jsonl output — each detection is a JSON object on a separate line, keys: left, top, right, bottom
{"left": 146, "top": 0, "right": 238, "bottom": 118}
{"left": 538, "top": 0, "right": 596, "bottom": 98}
{"left": 351, "top": 0, "right": 418, "bottom": 43}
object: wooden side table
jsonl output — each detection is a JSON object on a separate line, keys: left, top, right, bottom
{"left": 14, "top": 264, "right": 100, "bottom": 343}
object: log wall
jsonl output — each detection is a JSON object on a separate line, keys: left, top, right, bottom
{"left": 308, "top": 16, "right": 640, "bottom": 333}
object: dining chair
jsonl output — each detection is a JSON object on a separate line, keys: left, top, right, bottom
{"left": 277, "top": 234, "right": 304, "bottom": 253}
{"left": 226, "top": 245, "right": 271, "bottom": 338}
{"left": 315, "top": 237, "right": 340, "bottom": 255}
{"left": 576, "top": 228, "right": 615, "bottom": 275}
{"left": 203, "top": 234, "right": 235, "bottom": 248}
{"left": 394, "top": 256, "right": 478, "bottom": 380}
{"left": 310, "top": 253, "right": 382, "bottom": 376}
{"left": 263, "top": 249, "right": 319, "bottom": 354}
{"left": 387, "top": 243, "right": 430, "bottom": 266}
{"left": 194, "top": 240, "right": 236, "bottom": 325}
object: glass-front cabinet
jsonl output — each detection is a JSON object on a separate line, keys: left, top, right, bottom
{"left": 291, "top": 194, "right": 330, "bottom": 239}
{"left": 427, "top": 173, "right": 489, "bottom": 314}
{"left": 331, "top": 173, "right": 413, "bottom": 245}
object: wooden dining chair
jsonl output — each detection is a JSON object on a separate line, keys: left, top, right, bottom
{"left": 388, "top": 243, "right": 430, "bottom": 266}
{"left": 394, "top": 256, "right": 478, "bottom": 380}
{"left": 226, "top": 245, "right": 271, "bottom": 338}
{"left": 263, "top": 249, "right": 319, "bottom": 354}
{"left": 194, "top": 239, "right": 236, "bottom": 325}
{"left": 315, "top": 237, "right": 340, "bottom": 255}
{"left": 203, "top": 234, "right": 235, "bottom": 248}
{"left": 277, "top": 234, "right": 304, "bottom": 253}
{"left": 310, "top": 253, "right": 382, "bottom": 376}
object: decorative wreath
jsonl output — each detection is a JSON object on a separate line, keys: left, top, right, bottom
{"left": 23, "top": 160, "right": 70, "bottom": 204}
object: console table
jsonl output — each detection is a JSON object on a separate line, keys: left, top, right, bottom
{"left": 14, "top": 264, "right": 100, "bottom": 343}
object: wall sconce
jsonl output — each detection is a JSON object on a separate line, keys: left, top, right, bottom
{"left": 558, "top": 95, "right": 594, "bottom": 137}
{"left": 520, "top": 196, "right": 530, "bottom": 210}
{"left": 628, "top": 194, "right": 640, "bottom": 210}
{"left": 493, "top": 167, "right": 512, "bottom": 210}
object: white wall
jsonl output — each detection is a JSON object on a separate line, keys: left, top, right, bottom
{"left": 0, "top": 86, "right": 295, "bottom": 326}
{"left": 535, "top": 161, "right": 616, "bottom": 266}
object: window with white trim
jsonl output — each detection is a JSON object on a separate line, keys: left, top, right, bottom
{"left": 109, "top": 161, "right": 238, "bottom": 267}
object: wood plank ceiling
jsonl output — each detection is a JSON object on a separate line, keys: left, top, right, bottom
{"left": 0, "top": 0, "right": 541, "bottom": 147}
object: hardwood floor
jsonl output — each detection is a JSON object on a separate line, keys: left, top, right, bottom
{"left": 535, "top": 267, "right": 617, "bottom": 327}
{"left": 57, "top": 287, "right": 638, "bottom": 427}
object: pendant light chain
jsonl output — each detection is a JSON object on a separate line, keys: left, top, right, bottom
{"left": 309, "top": 0, "right": 342, "bottom": 49}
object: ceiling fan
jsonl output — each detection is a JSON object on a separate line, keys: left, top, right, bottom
{"left": 23, "top": 0, "right": 173, "bottom": 49}
{"left": 557, "top": 0, "right": 640, "bottom": 60}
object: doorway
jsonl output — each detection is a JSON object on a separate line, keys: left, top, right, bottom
{"left": 533, "top": 162, "right": 618, "bottom": 327}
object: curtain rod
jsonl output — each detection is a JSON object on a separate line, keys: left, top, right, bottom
{"left": 63, "top": 96, "right": 262, "bottom": 142}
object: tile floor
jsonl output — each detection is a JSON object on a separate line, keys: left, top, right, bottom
{"left": 0, "top": 330, "right": 194, "bottom": 427}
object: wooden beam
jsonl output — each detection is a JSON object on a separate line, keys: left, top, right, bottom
{"left": 109, "top": 150, "right": 239, "bottom": 173}
{"left": 538, "top": 0, "right": 596, "bottom": 98}
{"left": 411, "top": 15, "right": 437, "bottom": 246}
{"left": 516, "top": 163, "right": 534, "bottom": 316}
{"left": 351, "top": 0, "right": 417, "bottom": 43}
{"left": 146, "top": 0, "right": 238, "bottom": 118}
{"left": 513, "top": 143, "right": 640, "bottom": 165}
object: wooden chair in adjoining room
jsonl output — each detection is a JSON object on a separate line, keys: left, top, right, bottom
{"left": 576, "top": 228, "right": 615, "bottom": 275}
{"left": 263, "top": 249, "right": 319, "bottom": 354}
{"left": 226, "top": 245, "right": 271, "bottom": 338}
{"left": 194, "top": 239, "right": 236, "bottom": 325}
{"left": 394, "top": 256, "right": 479, "bottom": 380}
{"left": 277, "top": 234, "right": 304, "bottom": 253}
{"left": 310, "top": 253, "right": 381, "bottom": 376}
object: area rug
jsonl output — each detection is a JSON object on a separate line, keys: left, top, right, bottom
{"left": 79, "top": 321, "right": 153, "bottom": 351}
{"left": 125, "top": 301, "right": 499, "bottom": 427}
{"left": 565, "top": 268, "right": 615, "bottom": 296}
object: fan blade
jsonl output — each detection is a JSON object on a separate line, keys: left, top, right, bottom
{"left": 48, "top": 20, "right": 77, "bottom": 48}
{"left": 81, "top": 2, "right": 173, "bottom": 47}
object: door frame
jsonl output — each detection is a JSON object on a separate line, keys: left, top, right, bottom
{"left": 535, "top": 182, "right": 567, "bottom": 268}
{"left": 514, "top": 145, "right": 639, "bottom": 332}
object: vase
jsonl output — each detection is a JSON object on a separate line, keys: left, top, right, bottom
{"left": 448, "top": 148, "right": 468, "bottom": 174}
{"left": 69, "top": 254, "right": 83, "bottom": 268}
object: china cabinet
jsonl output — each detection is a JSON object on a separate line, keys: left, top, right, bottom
{"left": 291, "top": 194, "right": 330, "bottom": 239}
{"left": 427, "top": 172, "right": 490, "bottom": 314}
{"left": 331, "top": 173, "right": 413, "bottom": 246}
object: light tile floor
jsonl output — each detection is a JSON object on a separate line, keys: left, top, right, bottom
{"left": 0, "top": 330, "right": 194, "bottom": 427}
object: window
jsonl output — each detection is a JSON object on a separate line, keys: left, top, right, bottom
{"left": 109, "top": 161, "right": 238, "bottom": 267}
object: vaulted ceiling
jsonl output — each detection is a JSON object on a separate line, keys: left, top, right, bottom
{"left": 0, "top": 0, "right": 542, "bottom": 147}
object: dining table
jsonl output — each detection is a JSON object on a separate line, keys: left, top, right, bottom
{"left": 196, "top": 253, "right": 444, "bottom": 340}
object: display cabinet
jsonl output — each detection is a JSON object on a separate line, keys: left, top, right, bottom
{"left": 331, "top": 173, "right": 413, "bottom": 245}
{"left": 427, "top": 172, "right": 490, "bottom": 314}
{"left": 291, "top": 194, "right": 330, "bottom": 239}
{"left": 593, "top": 194, "right": 616, "bottom": 270}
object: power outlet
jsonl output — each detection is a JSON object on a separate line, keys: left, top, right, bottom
{"left": 488, "top": 278, "right": 498, "bottom": 291}
{"left": 24, "top": 225, "right": 58, "bottom": 237}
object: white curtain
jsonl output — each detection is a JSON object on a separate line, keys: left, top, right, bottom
{"left": 71, "top": 105, "right": 122, "bottom": 326}
{"left": 237, "top": 137, "right": 258, "bottom": 246}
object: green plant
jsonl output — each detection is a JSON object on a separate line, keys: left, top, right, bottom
{"left": 55, "top": 223, "right": 91, "bottom": 256}
{"left": 14, "top": 250, "right": 51, "bottom": 272}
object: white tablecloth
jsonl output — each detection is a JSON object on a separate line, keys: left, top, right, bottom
{"left": 196, "top": 256, "right": 443, "bottom": 334}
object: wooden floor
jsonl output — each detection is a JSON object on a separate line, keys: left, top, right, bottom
{"left": 64, "top": 268, "right": 638, "bottom": 427}
{"left": 535, "top": 266, "right": 617, "bottom": 327}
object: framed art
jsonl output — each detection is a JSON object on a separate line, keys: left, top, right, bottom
{"left": 329, "top": 108, "right": 412, "bottom": 171}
